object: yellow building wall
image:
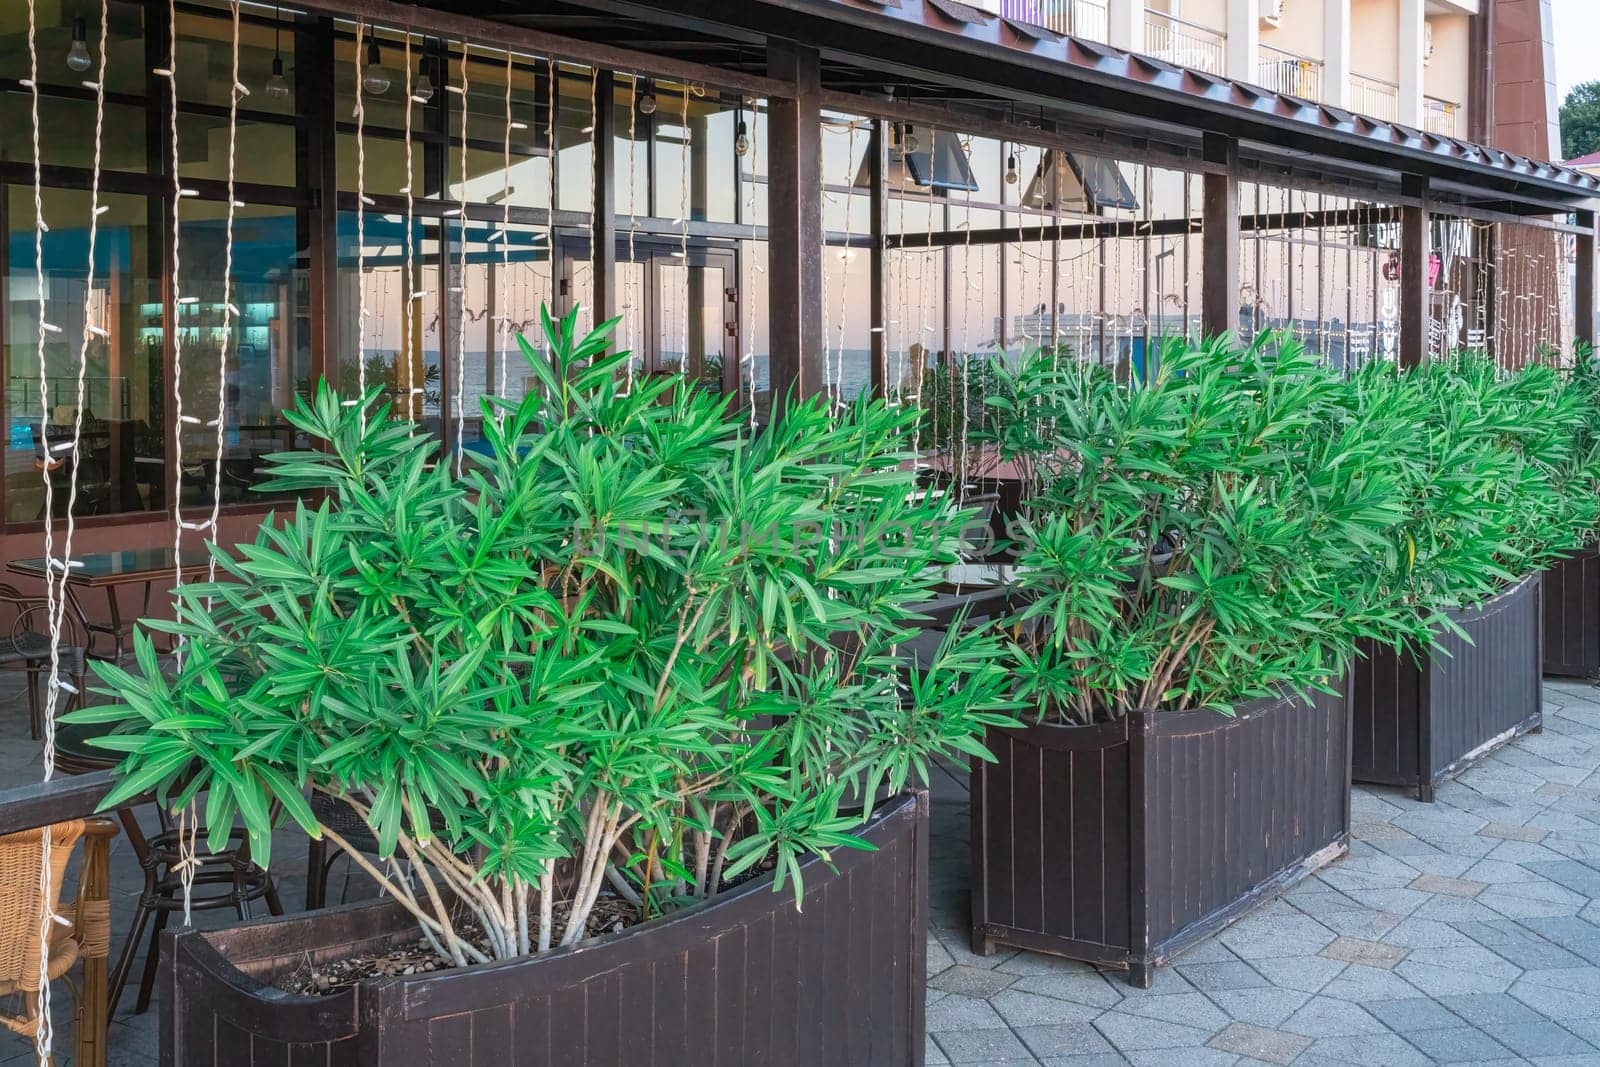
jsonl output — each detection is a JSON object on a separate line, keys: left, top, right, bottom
{"left": 1351, "top": 0, "right": 1401, "bottom": 83}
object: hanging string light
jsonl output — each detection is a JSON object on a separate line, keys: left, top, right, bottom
{"left": 741, "top": 96, "right": 759, "bottom": 429}
{"left": 455, "top": 42, "right": 470, "bottom": 474}
{"left": 496, "top": 47, "right": 512, "bottom": 402}
{"left": 832, "top": 118, "right": 860, "bottom": 408}
{"left": 679, "top": 84, "right": 692, "bottom": 380}
{"left": 401, "top": 31, "right": 417, "bottom": 424}
{"left": 354, "top": 20, "right": 369, "bottom": 425}
{"left": 625, "top": 73, "right": 640, "bottom": 390}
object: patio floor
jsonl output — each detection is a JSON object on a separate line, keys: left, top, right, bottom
{"left": 2, "top": 675, "right": 1600, "bottom": 1064}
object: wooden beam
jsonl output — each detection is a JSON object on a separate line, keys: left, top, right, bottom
{"left": 1399, "top": 174, "right": 1429, "bottom": 368}
{"left": 592, "top": 69, "right": 618, "bottom": 325}
{"left": 767, "top": 40, "right": 824, "bottom": 413}
{"left": 1579, "top": 210, "right": 1597, "bottom": 351}
{"left": 1201, "top": 134, "right": 1239, "bottom": 340}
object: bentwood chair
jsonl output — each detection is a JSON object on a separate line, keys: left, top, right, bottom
{"left": 0, "top": 585, "right": 88, "bottom": 741}
{"left": 0, "top": 818, "right": 118, "bottom": 1067}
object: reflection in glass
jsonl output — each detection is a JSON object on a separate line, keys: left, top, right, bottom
{"left": 4, "top": 188, "right": 163, "bottom": 520}
{"left": 174, "top": 203, "right": 311, "bottom": 506}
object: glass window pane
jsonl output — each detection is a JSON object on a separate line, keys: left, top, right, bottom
{"left": 180, "top": 115, "right": 297, "bottom": 186}
{"left": 0, "top": 95, "right": 147, "bottom": 173}
{"left": 174, "top": 7, "right": 299, "bottom": 118}
{"left": 653, "top": 82, "right": 736, "bottom": 223}
{"left": 0, "top": 0, "right": 147, "bottom": 97}
{"left": 5, "top": 187, "right": 163, "bottom": 520}
{"left": 174, "top": 200, "right": 310, "bottom": 505}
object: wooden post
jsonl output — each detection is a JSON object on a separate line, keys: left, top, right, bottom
{"left": 869, "top": 119, "right": 888, "bottom": 398}
{"left": 1577, "top": 210, "right": 1597, "bottom": 351}
{"left": 591, "top": 70, "right": 618, "bottom": 326}
{"left": 1399, "top": 175, "right": 1428, "bottom": 368}
{"left": 766, "top": 40, "right": 824, "bottom": 414}
{"left": 1200, "top": 134, "right": 1239, "bottom": 340}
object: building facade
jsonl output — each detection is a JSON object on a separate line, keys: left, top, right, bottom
{"left": 0, "top": 0, "right": 1593, "bottom": 597}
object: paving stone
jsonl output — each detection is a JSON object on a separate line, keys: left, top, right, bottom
{"left": 1012, "top": 1022, "right": 1116, "bottom": 1059}
{"left": 1008, "top": 969, "right": 1125, "bottom": 1009}
{"left": 1318, "top": 936, "right": 1408, "bottom": 969}
{"left": 1436, "top": 992, "right": 1549, "bottom": 1027}
{"left": 1219, "top": 913, "right": 1336, "bottom": 960}
{"left": 1395, "top": 944, "right": 1522, "bottom": 996}
{"left": 1111, "top": 992, "right": 1230, "bottom": 1031}
{"left": 1122, "top": 1050, "right": 1241, "bottom": 1067}
{"left": 925, "top": 1035, "right": 952, "bottom": 1065}
{"left": 1292, "top": 1032, "right": 1435, "bottom": 1066}
{"left": 1204, "top": 986, "right": 1312, "bottom": 1027}
{"left": 932, "top": 1025, "right": 1039, "bottom": 1064}
{"left": 1240, "top": 955, "right": 1347, "bottom": 995}
{"left": 1280, "top": 995, "right": 1389, "bottom": 1037}
{"left": 1174, "top": 960, "right": 1270, "bottom": 992}
{"left": 1480, "top": 1020, "right": 1598, "bottom": 1057}
{"left": 925, "top": 991, "right": 1009, "bottom": 1032}
{"left": 1509, "top": 967, "right": 1600, "bottom": 1019}
{"left": 1478, "top": 821, "right": 1550, "bottom": 843}
{"left": 1361, "top": 995, "right": 1463, "bottom": 1031}
{"left": 1408, "top": 872, "right": 1489, "bottom": 897}
{"left": 1317, "top": 962, "right": 1423, "bottom": 1002}
{"left": 930, "top": 963, "right": 1018, "bottom": 997}
{"left": 989, "top": 988, "right": 1104, "bottom": 1028}
{"left": 1203, "top": 1021, "right": 1311, "bottom": 1065}
{"left": 927, "top": 936, "right": 955, "bottom": 976}
{"left": 1402, "top": 1026, "right": 1515, "bottom": 1062}
{"left": 1092, "top": 1011, "right": 1217, "bottom": 1052}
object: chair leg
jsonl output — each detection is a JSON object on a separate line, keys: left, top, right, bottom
{"left": 24, "top": 665, "right": 41, "bottom": 741}
{"left": 265, "top": 872, "right": 284, "bottom": 917}
{"left": 305, "top": 835, "right": 327, "bottom": 911}
{"left": 133, "top": 908, "right": 168, "bottom": 1015}
{"left": 107, "top": 897, "right": 152, "bottom": 1017}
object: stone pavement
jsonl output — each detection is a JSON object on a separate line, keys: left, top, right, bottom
{"left": 5, "top": 674, "right": 1600, "bottom": 1063}
{"left": 925, "top": 678, "right": 1600, "bottom": 1066}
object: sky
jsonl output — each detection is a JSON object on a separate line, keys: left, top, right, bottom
{"left": 1554, "top": 0, "right": 1600, "bottom": 100}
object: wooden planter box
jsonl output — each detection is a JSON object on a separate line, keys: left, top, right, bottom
{"left": 1542, "top": 547, "right": 1600, "bottom": 679}
{"left": 160, "top": 793, "right": 929, "bottom": 1066}
{"left": 970, "top": 685, "right": 1351, "bottom": 987}
{"left": 1352, "top": 571, "right": 1543, "bottom": 802}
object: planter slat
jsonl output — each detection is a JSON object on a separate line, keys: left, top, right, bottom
{"left": 1543, "top": 549, "right": 1599, "bottom": 678}
{"left": 1353, "top": 572, "right": 1543, "bottom": 802}
{"left": 162, "top": 793, "right": 927, "bottom": 1066}
{"left": 973, "top": 685, "right": 1350, "bottom": 986}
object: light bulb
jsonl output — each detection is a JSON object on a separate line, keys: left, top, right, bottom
{"left": 638, "top": 93, "right": 657, "bottom": 115}
{"left": 66, "top": 16, "right": 92, "bottom": 73}
{"left": 1005, "top": 153, "right": 1018, "bottom": 185}
{"left": 264, "top": 54, "right": 290, "bottom": 99}
{"left": 735, "top": 120, "right": 749, "bottom": 158}
{"left": 362, "top": 38, "right": 391, "bottom": 95}
{"left": 413, "top": 60, "right": 434, "bottom": 103}
{"left": 904, "top": 125, "right": 919, "bottom": 154}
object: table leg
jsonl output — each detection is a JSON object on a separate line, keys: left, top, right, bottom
{"left": 63, "top": 586, "right": 96, "bottom": 661}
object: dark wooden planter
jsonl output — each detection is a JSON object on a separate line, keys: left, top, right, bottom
{"left": 1542, "top": 547, "right": 1600, "bottom": 678}
{"left": 160, "top": 793, "right": 929, "bottom": 1066}
{"left": 1352, "top": 571, "right": 1543, "bottom": 802}
{"left": 970, "top": 685, "right": 1351, "bottom": 987}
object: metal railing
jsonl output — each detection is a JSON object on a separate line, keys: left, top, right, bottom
{"left": 1424, "top": 96, "right": 1465, "bottom": 137}
{"left": 1143, "top": 9, "right": 1226, "bottom": 74}
{"left": 996, "top": 0, "right": 1108, "bottom": 41}
{"left": 1257, "top": 44, "right": 1323, "bottom": 101}
{"left": 1350, "top": 73, "right": 1400, "bottom": 122}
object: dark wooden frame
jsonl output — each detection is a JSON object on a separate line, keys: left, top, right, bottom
{"left": 970, "top": 684, "right": 1351, "bottom": 987}
{"left": 1352, "top": 571, "right": 1543, "bottom": 802}
{"left": 160, "top": 791, "right": 929, "bottom": 1066}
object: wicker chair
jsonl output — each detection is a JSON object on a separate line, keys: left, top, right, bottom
{"left": 0, "top": 818, "right": 117, "bottom": 1067}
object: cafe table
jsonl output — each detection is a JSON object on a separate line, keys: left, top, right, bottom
{"left": 7, "top": 548, "right": 215, "bottom": 660}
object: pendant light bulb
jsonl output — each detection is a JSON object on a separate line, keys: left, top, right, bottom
{"left": 362, "top": 36, "right": 392, "bottom": 96}
{"left": 1005, "top": 151, "right": 1019, "bottom": 186}
{"left": 265, "top": 54, "right": 290, "bottom": 99}
{"left": 903, "top": 124, "right": 920, "bottom": 154}
{"left": 66, "top": 15, "right": 93, "bottom": 73}
{"left": 413, "top": 57, "right": 435, "bottom": 103}
{"left": 735, "top": 119, "right": 750, "bottom": 158}
{"left": 638, "top": 92, "right": 657, "bottom": 115}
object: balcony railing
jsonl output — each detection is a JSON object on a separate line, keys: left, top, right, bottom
{"left": 1424, "top": 96, "right": 1465, "bottom": 138}
{"left": 1257, "top": 44, "right": 1323, "bottom": 101}
{"left": 996, "top": 0, "right": 1108, "bottom": 41}
{"left": 1143, "top": 9, "right": 1225, "bottom": 74}
{"left": 1350, "top": 73, "right": 1400, "bottom": 122}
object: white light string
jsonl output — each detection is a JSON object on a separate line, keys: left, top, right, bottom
{"left": 402, "top": 31, "right": 416, "bottom": 425}
{"left": 355, "top": 19, "right": 369, "bottom": 426}
{"left": 832, "top": 119, "right": 860, "bottom": 410}
{"left": 496, "top": 48, "right": 511, "bottom": 403}
{"left": 625, "top": 74, "right": 640, "bottom": 391}
{"left": 204, "top": 2, "right": 243, "bottom": 592}
{"left": 545, "top": 56, "right": 556, "bottom": 362}
{"left": 741, "top": 97, "right": 759, "bottom": 428}
{"left": 586, "top": 64, "right": 598, "bottom": 338}
{"left": 455, "top": 43, "right": 470, "bottom": 474}
{"left": 679, "top": 85, "right": 691, "bottom": 380}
